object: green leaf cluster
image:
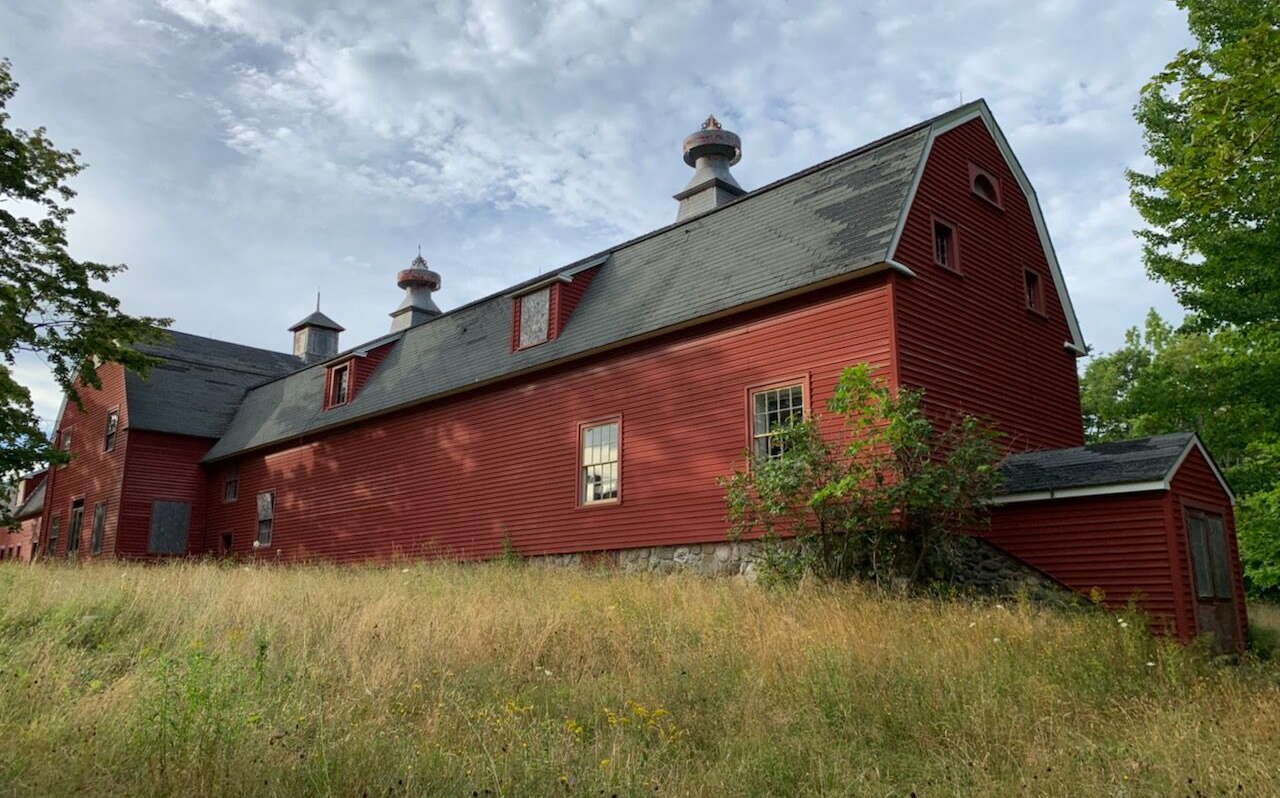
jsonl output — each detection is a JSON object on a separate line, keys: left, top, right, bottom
{"left": 720, "top": 364, "right": 1003, "bottom": 588}
{"left": 1128, "top": 0, "right": 1280, "bottom": 327}
{"left": 0, "top": 59, "right": 171, "bottom": 510}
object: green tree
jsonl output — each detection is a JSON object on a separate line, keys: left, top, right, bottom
{"left": 720, "top": 364, "right": 1002, "bottom": 588}
{"left": 1, "top": 58, "right": 169, "bottom": 506}
{"left": 1080, "top": 310, "right": 1280, "bottom": 465}
{"left": 1128, "top": 0, "right": 1280, "bottom": 328}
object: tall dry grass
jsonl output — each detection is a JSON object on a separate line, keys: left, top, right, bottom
{"left": 0, "top": 560, "right": 1277, "bottom": 796}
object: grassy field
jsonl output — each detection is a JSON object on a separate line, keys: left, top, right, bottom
{"left": 0, "top": 562, "right": 1277, "bottom": 797}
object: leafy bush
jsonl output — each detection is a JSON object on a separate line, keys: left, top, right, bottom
{"left": 721, "top": 364, "right": 1002, "bottom": 588}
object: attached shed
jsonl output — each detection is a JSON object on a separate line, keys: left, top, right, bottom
{"left": 986, "top": 433, "right": 1245, "bottom": 652}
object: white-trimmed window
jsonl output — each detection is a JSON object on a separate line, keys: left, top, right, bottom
{"left": 580, "top": 420, "right": 620, "bottom": 505}
{"left": 751, "top": 383, "right": 805, "bottom": 460}
{"left": 518, "top": 287, "right": 551, "bottom": 348}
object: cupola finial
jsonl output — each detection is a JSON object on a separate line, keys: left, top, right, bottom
{"left": 673, "top": 115, "right": 746, "bottom": 221}
{"left": 391, "top": 248, "right": 442, "bottom": 332}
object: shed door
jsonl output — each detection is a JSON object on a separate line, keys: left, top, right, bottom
{"left": 1185, "top": 509, "right": 1241, "bottom": 653}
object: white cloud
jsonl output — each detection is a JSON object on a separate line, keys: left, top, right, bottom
{"left": 0, "top": 0, "right": 1193, "bottom": 426}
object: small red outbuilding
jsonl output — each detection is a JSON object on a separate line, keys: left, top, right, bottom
{"left": 987, "top": 433, "right": 1244, "bottom": 652}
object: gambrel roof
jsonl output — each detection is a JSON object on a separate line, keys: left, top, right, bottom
{"left": 201, "top": 99, "right": 1085, "bottom": 462}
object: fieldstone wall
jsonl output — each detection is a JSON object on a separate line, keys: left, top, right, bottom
{"left": 532, "top": 536, "right": 1076, "bottom": 601}
{"left": 532, "top": 540, "right": 765, "bottom": 579}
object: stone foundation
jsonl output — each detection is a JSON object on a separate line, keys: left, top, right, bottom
{"left": 531, "top": 536, "right": 1075, "bottom": 600}
{"left": 532, "top": 540, "right": 765, "bottom": 579}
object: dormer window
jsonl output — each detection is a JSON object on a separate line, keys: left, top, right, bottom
{"left": 518, "top": 287, "right": 551, "bottom": 349}
{"left": 969, "top": 164, "right": 1002, "bottom": 208}
{"left": 509, "top": 259, "right": 603, "bottom": 352}
{"left": 325, "top": 362, "right": 352, "bottom": 409}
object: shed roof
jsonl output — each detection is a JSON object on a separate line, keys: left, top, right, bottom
{"left": 203, "top": 104, "right": 963, "bottom": 462}
{"left": 996, "top": 433, "right": 1233, "bottom": 504}
{"left": 126, "top": 330, "right": 302, "bottom": 439}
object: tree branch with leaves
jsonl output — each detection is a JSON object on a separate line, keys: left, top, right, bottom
{"left": 0, "top": 58, "right": 170, "bottom": 508}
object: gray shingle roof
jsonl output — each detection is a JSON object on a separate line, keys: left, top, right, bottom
{"left": 998, "top": 433, "right": 1197, "bottom": 495}
{"left": 14, "top": 479, "right": 45, "bottom": 520}
{"left": 126, "top": 330, "right": 302, "bottom": 439}
{"left": 201, "top": 104, "right": 986, "bottom": 463}
{"left": 288, "top": 310, "right": 344, "bottom": 332}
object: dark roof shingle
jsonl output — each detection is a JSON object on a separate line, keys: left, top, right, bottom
{"left": 998, "top": 433, "right": 1196, "bottom": 495}
{"left": 202, "top": 102, "right": 1035, "bottom": 462}
{"left": 126, "top": 330, "right": 302, "bottom": 439}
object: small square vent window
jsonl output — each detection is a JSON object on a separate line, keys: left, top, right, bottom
{"left": 518, "top": 287, "right": 551, "bottom": 348}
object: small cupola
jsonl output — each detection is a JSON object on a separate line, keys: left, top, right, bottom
{"left": 673, "top": 115, "right": 746, "bottom": 222}
{"left": 289, "top": 297, "right": 344, "bottom": 364}
{"left": 390, "top": 250, "right": 442, "bottom": 332}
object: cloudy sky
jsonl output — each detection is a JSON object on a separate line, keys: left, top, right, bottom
{"left": 3, "top": 0, "right": 1192, "bottom": 430}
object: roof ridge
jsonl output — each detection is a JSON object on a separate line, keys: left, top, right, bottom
{"left": 154, "top": 327, "right": 299, "bottom": 362}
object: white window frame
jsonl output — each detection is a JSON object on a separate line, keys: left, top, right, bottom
{"left": 748, "top": 380, "right": 808, "bottom": 462}
{"left": 578, "top": 418, "right": 621, "bottom": 506}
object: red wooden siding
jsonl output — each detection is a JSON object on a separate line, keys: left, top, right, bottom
{"left": 891, "top": 118, "right": 1083, "bottom": 451}
{"left": 352, "top": 341, "right": 396, "bottom": 395}
{"left": 554, "top": 265, "right": 600, "bottom": 336}
{"left": 207, "top": 276, "right": 895, "bottom": 563}
{"left": 40, "top": 364, "right": 130, "bottom": 558}
{"left": 117, "top": 431, "right": 215, "bottom": 558}
{"left": 985, "top": 492, "right": 1181, "bottom": 633}
{"left": 1166, "top": 447, "right": 1245, "bottom": 644}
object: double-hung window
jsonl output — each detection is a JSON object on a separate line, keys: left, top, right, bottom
{"left": 751, "top": 383, "right": 805, "bottom": 461}
{"left": 580, "top": 420, "right": 620, "bottom": 505}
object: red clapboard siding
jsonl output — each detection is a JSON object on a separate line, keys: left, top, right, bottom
{"left": 40, "top": 364, "right": 129, "bottom": 558}
{"left": 117, "top": 430, "right": 215, "bottom": 558}
{"left": 352, "top": 341, "right": 396, "bottom": 395}
{"left": 206, "top": 276, "right": 895, "bottom": 563}
{"left": 1166, "top": 447, "right": 1245, "bottom": 643}
{"left": 555, "top": 265, "right": 600, "bottom": 336}
{"left": 986, "top": 492, "right": 1180, "bottom": 633}
{"left": 891, "top": 118, "right": 1083, "bottom": 451}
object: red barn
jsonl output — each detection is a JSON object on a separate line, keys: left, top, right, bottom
{"left": 31, "top": 101, "right": 1245, "bottom": 650}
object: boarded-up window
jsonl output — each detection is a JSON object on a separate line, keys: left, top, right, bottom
{"left": 518, "top": 287, "right": 551, "bottom": 348}
{"left": 148, "top": 501, "right": 191, "bottom": 555}
{"left": 256, "top": 491, "right": 275, "bottom": 548}
{"left": 90, "top": 502, "right": 107, "bottom": 555}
